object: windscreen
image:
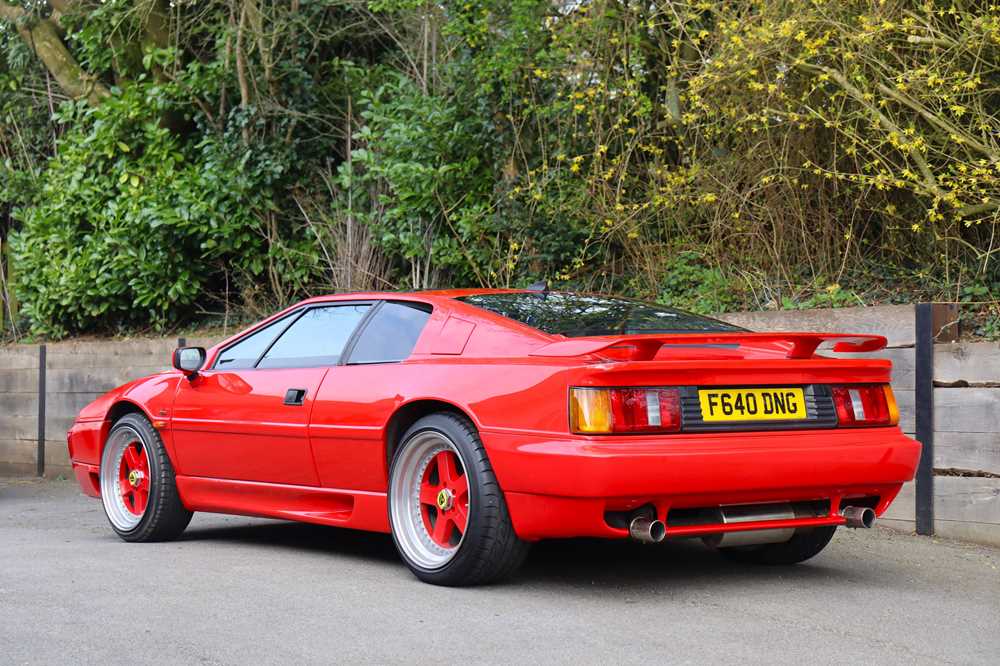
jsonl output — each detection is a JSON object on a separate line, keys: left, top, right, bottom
{"left": 456, "top": 292, "right": 745, "bottom": 337}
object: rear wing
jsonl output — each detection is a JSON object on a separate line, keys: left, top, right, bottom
{"left": 529, "top": 332, "right": 887, "bottom": 361}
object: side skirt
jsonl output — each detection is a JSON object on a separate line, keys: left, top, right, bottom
{"left": 175, "top": 476, "right": 390, "bottom": 533}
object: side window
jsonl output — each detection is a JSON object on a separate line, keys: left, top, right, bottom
{"left": 257, "top": 304, "right": 370, "bottom": 369}
{"left": 348, "top": 301, "right": 432, "bottom": 364}
{"left": 215, "top": 312, "right": 298, "bottom": 369}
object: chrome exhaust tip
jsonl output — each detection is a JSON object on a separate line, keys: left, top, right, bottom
{"left": 629, "top": 516, "right": 666, "bottom": 543}
{"left": 841, "top": 506, "right": 876, "bottom": 529}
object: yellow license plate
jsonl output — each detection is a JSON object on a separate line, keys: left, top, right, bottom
{"left": 698, "top": 387, "right": 807, "bottom": 422}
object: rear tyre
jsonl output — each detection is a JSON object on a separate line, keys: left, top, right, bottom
{"left": 388, "top": 412, "right": 530, "bottom": 586}
{"left": 717, "top": 526, "right": 837, "bottom": 565}
{"left": 99, "top": 413, "right": 192, "bottom": 542}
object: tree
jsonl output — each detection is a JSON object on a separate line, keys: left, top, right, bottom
{"left": 0, "top": 1, "right": 172, "bottom": 104}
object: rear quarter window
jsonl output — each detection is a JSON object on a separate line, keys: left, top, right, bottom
{"left": 347, "top": 301, "right": 432, "bottom": 364}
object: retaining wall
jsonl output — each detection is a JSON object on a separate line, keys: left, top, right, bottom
{"left": 0, "top": 337, "right": 212, "bottom": 477}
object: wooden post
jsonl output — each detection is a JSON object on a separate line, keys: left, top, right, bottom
{"left": 1, "top": 238, "right": 5, "bottom": 333}
{"left": 36, "top": 344, "right": 46, "bottom": 478}
{"left": 914, "top": 304, "right": 935, "bottom": 535}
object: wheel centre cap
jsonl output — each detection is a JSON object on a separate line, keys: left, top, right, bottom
{"left": 128, "top": 470, "right": 143, "bottom": 487}
{"left": 436, "top": 488, "right": 454, "bottom": 512}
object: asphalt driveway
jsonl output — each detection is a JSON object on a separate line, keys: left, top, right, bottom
{"left": 1, "top": 478, "right": 998, "bottom": 665}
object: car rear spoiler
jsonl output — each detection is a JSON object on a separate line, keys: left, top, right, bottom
{"left": 529, "top": 332, "right": 887, "bottom": 361}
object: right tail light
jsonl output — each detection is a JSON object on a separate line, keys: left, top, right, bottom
{"left": 831, "top": 384, "right": 898, "bottom": 427}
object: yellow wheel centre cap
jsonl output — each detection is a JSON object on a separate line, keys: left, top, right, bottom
{"left": 436, "top": 488, "right": 454, "bottom": 511}
{"left": 128, "top": 470, "right": 142, "bottom": 487}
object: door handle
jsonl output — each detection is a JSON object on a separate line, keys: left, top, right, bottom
{"left": 283, "top": 388, "right": 307, "bottom": 406}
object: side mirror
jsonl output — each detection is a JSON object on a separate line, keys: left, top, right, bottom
{"left": 172, "top": 346, "right": 206, "bottom": 379}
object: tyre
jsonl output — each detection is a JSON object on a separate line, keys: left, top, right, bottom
{"left": 99, "top": 412, "right": 192, "bottom": 542}
{"left": 388, "top": 412, "right": 530, "bottom": 586}
{"left": 717, "top": 526, "right": 837, "bottom": 565}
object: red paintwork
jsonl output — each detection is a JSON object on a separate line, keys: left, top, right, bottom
{"left": 531, "top": 331, "right": 887, "bottom": 360}
{"left": 67, "top": 289, "right": 922, "bottom": 542}
{"left": 172, "top": 367, "right": 327, "bottom": 485}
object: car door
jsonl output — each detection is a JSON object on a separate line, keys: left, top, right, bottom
{"left": 309, "top": 301, "right": 433, "bottom": 490}
{"left": 171, "top": 303, "right": 372, "bottom": 485}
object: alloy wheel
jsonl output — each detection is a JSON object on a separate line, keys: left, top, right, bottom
{"left": 100, "top": 426, "right": 151, "bottom": 531}
{"left": 390, "top": 431, "right": 471, "bottom": 569}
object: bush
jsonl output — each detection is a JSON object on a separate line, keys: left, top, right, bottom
{"left": 656, "top": 251, "right": 746, "bottom": 315}
{"left": 11, "top": 85, "right": 280, "bottom": 336}
{"left": 4, "top": 0, "right": 999, "bottom": 337}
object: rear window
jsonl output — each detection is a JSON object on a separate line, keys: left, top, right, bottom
{"left": 456, "top": 292, "right": 744, "bottom": 337}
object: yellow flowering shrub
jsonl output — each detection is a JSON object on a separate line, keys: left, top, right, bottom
{"left": 484, "top": 0, "right": 999, "bottom": 310}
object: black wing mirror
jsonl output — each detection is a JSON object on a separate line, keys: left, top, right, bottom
{"left": 172, "top": 346, "right": 206, "bottom": 379}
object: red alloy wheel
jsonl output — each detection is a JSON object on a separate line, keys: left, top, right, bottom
{"left": 419, "top": 450, "right": 469, "bottom": 548}
{"left": 117, "top": 441, "right": 150, "bottom": 516}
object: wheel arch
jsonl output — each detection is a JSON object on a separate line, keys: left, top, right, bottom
{"left": 98, "top": 400, "right": 163, "bottom": 463}
{"left": 106, "top": 399, "right": 148, "bottom": 426}
{"left": 384, "top": 399, "right": 479, "bottom": 470}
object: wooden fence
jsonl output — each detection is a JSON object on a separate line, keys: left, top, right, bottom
{"left": 1, "top": 304, "right": 998, "bottom": 547}
{"left": 720, "top": 303, "right": 999, "bottom": 547}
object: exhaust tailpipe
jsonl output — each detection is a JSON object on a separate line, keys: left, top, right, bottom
{"left": 841, "top": 506, "right": 876, "bottom": 529}
{"left": 629, "top": 516, "right": 666, "bottom": 543}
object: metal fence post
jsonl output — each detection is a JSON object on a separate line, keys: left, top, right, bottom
{"left": 36, "top": 344, "right": 46, "bottom": 478}
{"left": 914, "top": 304, "right": 935, "bottom": 535}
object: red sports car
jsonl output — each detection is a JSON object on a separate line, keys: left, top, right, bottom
{"left": 67, "top": 289, "right": 920, "bottom": 586}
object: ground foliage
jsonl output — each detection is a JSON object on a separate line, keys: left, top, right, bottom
{"left": 1, "top": 0, "right": 998, "bottom": 337}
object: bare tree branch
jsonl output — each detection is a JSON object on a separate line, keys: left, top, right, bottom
{"left": 0, "top": 2, "right": 109, "bottom": 105}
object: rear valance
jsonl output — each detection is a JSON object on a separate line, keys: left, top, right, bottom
{"left": 529, "top": 332, "right": 887, "bottom": 361}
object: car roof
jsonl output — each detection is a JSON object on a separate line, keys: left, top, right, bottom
{"left": 204, "top": 288, "right": 550, "bottom": 361}
{"left": 294, "top": 288, "right": 531, "bottom": 305}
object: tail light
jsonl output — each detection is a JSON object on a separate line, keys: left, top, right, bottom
{"left": 570, "top": 387, "right": 681, "bottom": 434}
{"left": 831, "top": 384, "right": 898, "bottom": 427}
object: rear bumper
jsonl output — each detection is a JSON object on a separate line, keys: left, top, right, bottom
{"left": 483, "top": 427, "right": 920, "bottom": 540}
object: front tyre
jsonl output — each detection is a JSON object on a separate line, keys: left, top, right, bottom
{"left": 99, "top": 413, "right": 192, "bottom": 542}
{"left": 388, "top": 412, "right": 529, "bottom": 586}
{"left": 717, "top": 526, "right": 837, "bottom": 565}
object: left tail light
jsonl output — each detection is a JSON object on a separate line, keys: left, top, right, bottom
{"left": 831, "top": 384, "right": 898, "bottom": 427}
{"left": 570, "top": 387, "right": 681, "bottom": 434}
